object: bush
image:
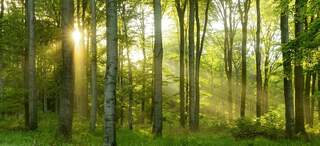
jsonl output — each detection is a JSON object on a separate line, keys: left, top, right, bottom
{"left": 231, "top": 110, "right": 285, "bottom": 140}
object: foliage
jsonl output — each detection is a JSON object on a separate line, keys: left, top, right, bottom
{"left": 231, "top": 110, "right": 285, "bottom": 140}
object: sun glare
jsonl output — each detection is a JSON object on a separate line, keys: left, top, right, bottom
{"left": 72, "top": 29, "right": 81, "bottom": 44}
{"left": 130, "top": 49, "right": 144, "bottom": 63}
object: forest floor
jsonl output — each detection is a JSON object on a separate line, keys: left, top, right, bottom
{"left": 0, "top": 113, "right": 319, "bottom": 146}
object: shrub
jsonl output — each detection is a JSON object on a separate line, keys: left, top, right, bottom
{"left": 231, "top": 110, "right": 285, "bottom": 139}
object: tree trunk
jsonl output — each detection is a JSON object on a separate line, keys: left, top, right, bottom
{"left": 294, "top": 0, "right": 306, "bottom": 134}
{"left": 255, "top": 0, "right": 262, "bottom": 118}
{"left": 281, "top": 0, "right": 294, "bottom": 137}
{"left": 59, "top": 0, "right": 74, "bottom": 139}
{"left": 310, "top": 72, "right": 316, "bottom": 127}
{"left": 175, "top": 0, "right": 187, "bottom": 128}
{"left": 140, "top": 6, "right": 146, "bottom": 124}
{"left": 89, "top": 0, "right": 97, "bottom": 132}
{"left": 195, "top": 0, "right": 210, "bottom": 126}
{"left": 304, "top": 71, "right": 311, "bottom": 126}
{"left": 188, "top": 0, "right": 196, "bottom": 131}
{"left": 238, "top": 0, "right": 251, "bottom": 118}
{"left": 26, "top": 0, "right": 37, "bottom": 130}
{"left": 104, "top": 0, "right": 118, "bottom": 145}
{"left": 152, "top": 0, "right": 163, "bottom": 137}
{"left": 0, "top": 0, "right": 4, "bottom": 118}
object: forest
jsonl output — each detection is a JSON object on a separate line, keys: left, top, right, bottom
{"left": 0, "top": 0, "right": 320, "bottom": 145}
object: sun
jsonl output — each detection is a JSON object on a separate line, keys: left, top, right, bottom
{"left": 72, "top": 29, "right": 81, "bottom": 44}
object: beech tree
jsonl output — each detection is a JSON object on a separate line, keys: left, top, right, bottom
{"left": 153, "top": 0, "right": 163, "bottom": 137}
{"left": 59, "top": 0, "right": 74, "bottom": 139}
{"left": 104, "top": 0, "right": 118, "bottom": 145}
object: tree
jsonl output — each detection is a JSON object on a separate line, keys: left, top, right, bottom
{"left": 195, "top": 0, "right": 210, "bottom": 127}
{"left": 153, "top": 0, "right": 163, "bottom": 137}
{"left": 120, "top": 3, "right": 133, "bottom": 129}
{"left": 238, "top": 0, "right": 251, "bottom": 118}
{"left": 104, "top": 0, "right": 118, "bottom": 145}
{"left": 280, "top": 0, "right": 294, "bottom": 137}
{"left": 175, "top": 0, "right": 187, "bottom": 128}
{"left": 0, "top": 0, "right": 3, "bottom": 103}
{"left": 59, "top": 0, "right": 74, "bottom": 139}
{"left": 89, "top": 0, "right": 97, "bottom": 132}
{"left": 188, "top": 0, "right": 196, "bottom": 131}
{"left": 294, "top": 0, "right": 306, "bottom": 134}
{"left": 26, "top": 0, "right": 37, "bottom": 130}
{"left": 310, "top": 72, "right": 316, "bottom": 126}
{"left": 255, "top": 0, "right": 262, "bottom": 118}
{"left": 304, "top": 71, "right": 311, "bottom": 126}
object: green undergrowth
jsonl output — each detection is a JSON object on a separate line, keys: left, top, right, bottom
{"left": 0, "top": 113, "right": 319, "bottom": 146}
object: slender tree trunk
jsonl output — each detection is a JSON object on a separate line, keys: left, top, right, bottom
{"left": 26, "top": 0, "right": 37, "bottom": 130}
{"left": 0, "top": 0, "right": 4, "bottom": 107}
{"left": 294, "top": 0, "right": 306, "bottom": 134}
{"left": 126, "top": 45, "right": 133, "bottom": 130}
{"left": 120, "top": 3, "right": 133, "bottom": 130}
{"left": 59, "top": 0, "right": 74, "bottom": 139}
{"left": 263, "top": 49, "right": 270, "bottom": 114}
{"left": 238, "top": 0, "right": 251, "bottom": 118}
{"left": 194, "top": 0, "right": 201, "bottom": 129}
{"left": 281, "top": 0, "right": 294, "bottom": 137}
{"left": 195, "top": 0, "right": 210, "bottom": 126}
{"left": 153, "top": 0, "right": 163, "bottom": 137}
{"left": 90, "top": 0, "right": 97, "bottom": 132}
{"left": 140, "top": 7, "right": 146, "bottom": 124}
{"left": 310, "top": 72, "right": 316, "bottom": 127}
{"left": 255, "top": 0, "right": 262, "bottom": 118}
{"left": 188, "top": 0, "right": 196, "bottom": 131}
{"left": 104, "top": 0, "right": 118, "bottom": 145}
{"left": 175, "top": 0, "right": 187, "bottom": 128}
{"left": 304, "top": 71, "right": 311, "bottom": 126}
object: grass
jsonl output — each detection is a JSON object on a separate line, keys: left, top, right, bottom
{"left": 0, "top": 113, "right": 319, "bottom": 146}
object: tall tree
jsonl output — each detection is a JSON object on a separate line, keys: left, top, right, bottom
{"left": 121, "top": 4, "right": 133, "bottom": 129}
{"left": 89, "top": 0, "right": 97, "bottom": 132}
{"left": 304, "top": 71, "right": 312, "bottom": 126}
{"left": 175, "top": 0, "right": 187, "bottom": 128}
{"left": 214, "top": 0, "right": 237, "bottom": 120}
{"left": 59, "top": 0, "right": 74, "bottom": 139}
{"left": 0, "top": 0, "right": 3, "bottom": 103}
{"left": 153, "top": 0, "right": 163, "bottom": 137}
{"left": 195, "top": 0, "right": 210, "bottom": 127}
{"left": 294, "top": 0, "right": 306, "bottom": 134}
{"left": 255, "top": 0, "right": 262, "bottom": 118}
{"left": 140, "top": 4, "right": 147, "bottom": 124}
{"left": 310, "top": 72, "right": 316, "bottom": 126}
{"left": 188, "top": 0, "right": 196, "bottom": 131}
{"left": 104, "top": 0, "right": 118, "bottom": 145}
{"left": 238, "top": 0, "right": 251, "bottom": 118}
{"left": 26, "top": 0, "right": 37, "bottom": 130}
{"left": 281, "top": 0, "right": 295, "bottom": 137}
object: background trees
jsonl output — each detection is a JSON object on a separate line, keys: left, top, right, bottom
{"left": 0, "top": 0, "right": 320, "bottom": 145}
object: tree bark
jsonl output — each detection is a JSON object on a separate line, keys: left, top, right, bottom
{"left": 304, "top": 71, "right": 311, "bottom": 126}
{"left": 152, "top": 0, "right": 163, "bottom": 137}
{"left": 175, "top": 0, "right": 187, "bottom": 128}
{"left": 59, "top": 0, "right": 74, "bottom": 139}
{"left": 140, "top": 6, "right": 147, "bottom": 124}
{"left": 310, "top": 72, "right": 316, "bottom": 127}
{"left": 294, "top": 0, "right": 306, "bottom": 134}
{"left": 104, "top": 0, "right": 118, "bottom": 145}
{"left": 26, "top": 0, "right": 37, "bottom": 130}
{"left": 195, "top": 0, "right": 210, "bottom": 127}
{"left": 238, "top": 0, "right": 251, "bottom": 118}
{"left": 90, "top": 0, "right": 97, "bottom": 132}
{"left": 281, "top": 0, "right": 294, "bottom": 137}
{"left": 255, "top": 0, "right": 262, "bottom": 118}
{"left": 188, "top": 0, "right": 196, "bottom": 131}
